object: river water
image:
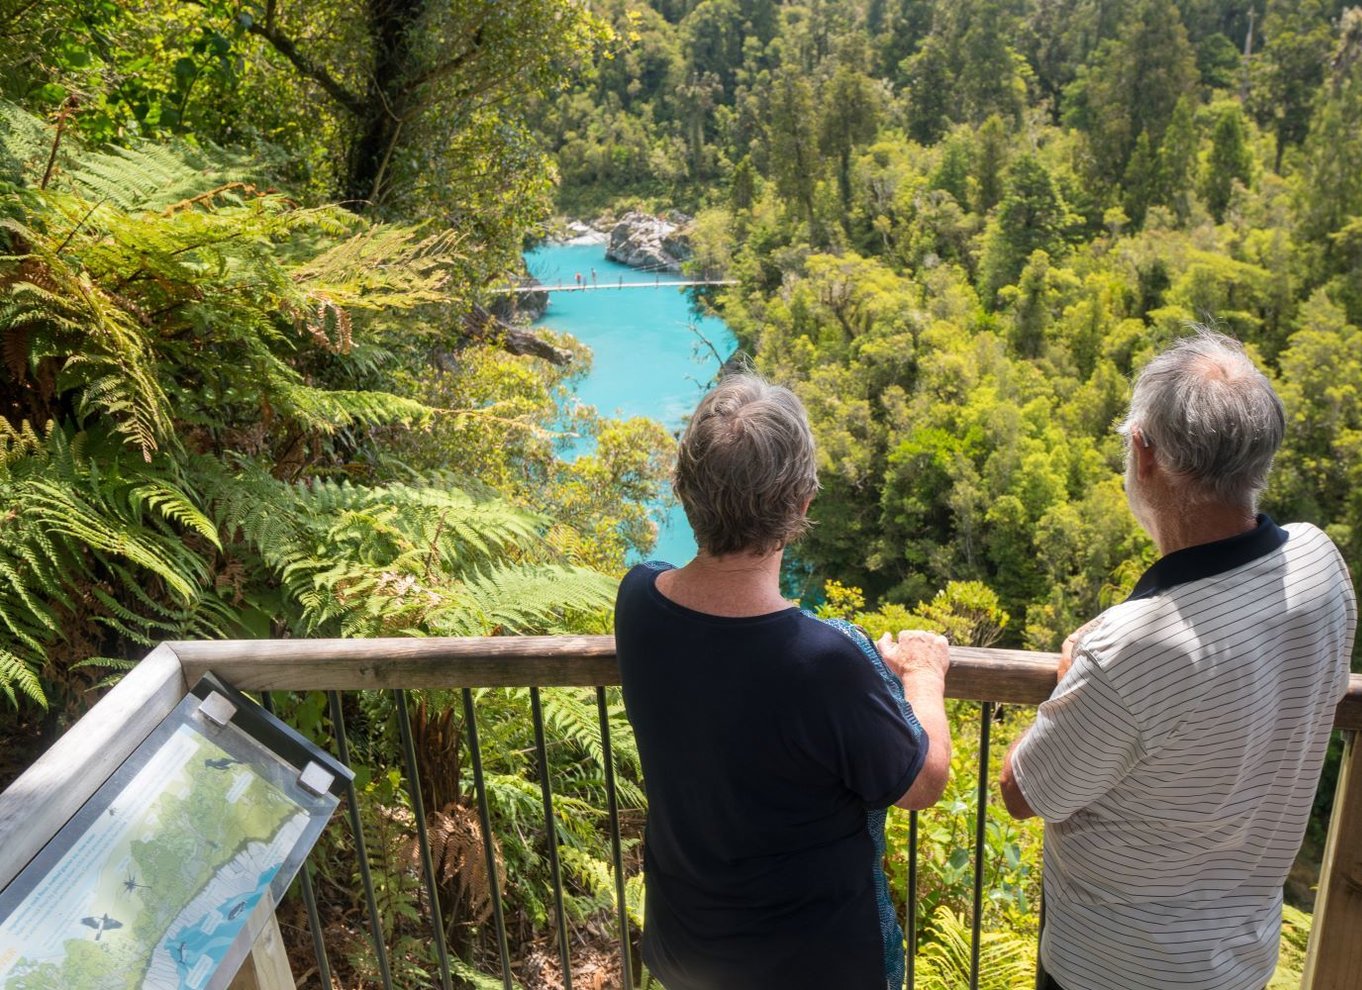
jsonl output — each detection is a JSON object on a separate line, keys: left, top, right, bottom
{"left": 525, "top": 240, "right": 737, "bottom": 565}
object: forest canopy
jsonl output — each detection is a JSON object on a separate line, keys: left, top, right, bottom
{"left": 3, "top": 1, "right": 1360, "bottom": 986}
{"left": 534, "top": 0, "right": 1362, "bottom": 657}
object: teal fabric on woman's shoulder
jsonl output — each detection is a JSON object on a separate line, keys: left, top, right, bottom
{"left": 807, "top": 615, "right": 924, "bottom": 990}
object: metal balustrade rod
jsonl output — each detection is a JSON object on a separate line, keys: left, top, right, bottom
{"left": 1035, "top": 894, "right": 1047, "bottom": 986}
{"left": 596, "top": 686, "right": 635, "bottom": 990}
{"left": 462, "top": 688, "right": 514, "bottom": 990}
{"left": 259, "top": 692, "right": 334, "bottom": 990}
{"left": 907, "top": 809, "right": 919, "bottom": 990}
{"left": 531, "top": 687, "right": 575, "bottom": 990}
{"left": 297, "top": 863, "right": 333, "bottom": 990}
{"left": 394, "top": 689, "right": 454, "bottom": 990}
{"left": 969, "top": 702, "right": 993, "bottom": 990}
{"left": 327, "top": 690, "right": 395, "bottom": 990}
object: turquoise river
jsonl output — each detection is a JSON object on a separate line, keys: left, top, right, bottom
{"left": 526, "top": 241, "right": 737, "bottom": 565}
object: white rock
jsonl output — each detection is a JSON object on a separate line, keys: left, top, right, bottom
{"left": 606, "top": 211, "right": 690, "bottom": 272}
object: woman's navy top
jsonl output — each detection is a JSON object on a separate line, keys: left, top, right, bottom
{"left": 615, "top": 562, "right": 927, "bottom": 990}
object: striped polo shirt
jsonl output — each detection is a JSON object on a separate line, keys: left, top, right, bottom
{"left": 1012, "top": 517, "right": 1356, "bottom": 990}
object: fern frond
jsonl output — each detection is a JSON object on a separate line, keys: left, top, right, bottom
{"left": 448, "top": 956, "right": 525, "bottom": 990}
{"left": 435, "top": 564, "right": 615, "bottom": 636}
{"left": 25, "top": 479, "right": 204, "bottom": 604}
{"left": 68, "top": 657, "right": 138, "bottom": 692}
{"left": 916, "top": 906, "right": 1037, "bottom": 990}
{"left": 0, "top": 101, "right": 51, "bottom": 180}
{"left": 127, "top": 481, "right": 221, "bottom": 548}
{"left": 0, "top": 649, "right": 45, "bottom": 709}
{"left": 536, "top": 688, "right": 616, "bottom": 780}
{"left": 288, "top": 224, "right": 464, "bottom": 312}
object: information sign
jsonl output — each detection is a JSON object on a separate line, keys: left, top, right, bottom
{"left": 0, "top": 674, "right": 351, "bottom": 990}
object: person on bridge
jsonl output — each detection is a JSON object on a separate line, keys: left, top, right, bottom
{"left": 1000, "top": 328, "right": 1357, "bottom": 990}
{"left": 615, "top": 373, "right": 953, "bottom": 990}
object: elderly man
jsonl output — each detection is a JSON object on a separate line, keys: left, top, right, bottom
{"left": 1000, "top": 330, "right": 1357, "bottom": 990}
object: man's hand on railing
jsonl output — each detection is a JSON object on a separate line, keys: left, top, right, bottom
{"left": 1058, "top": 616, "right": 1104, "bottom": 682}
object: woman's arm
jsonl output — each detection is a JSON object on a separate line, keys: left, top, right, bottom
{"left": 877, "top": 630, "right": 952, "bottom": 810}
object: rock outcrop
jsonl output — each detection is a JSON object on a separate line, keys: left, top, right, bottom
{"left": 561, "top": 219, "right": 607, "bottom": 245}
{"left": 606, "top": 211, "right": 693, "bottom": 272}
{"left": 489, "top": 275, "right": 549, "bottom": 323}
{"left": 458, "top": 305, "right": 572, "bottom": 367}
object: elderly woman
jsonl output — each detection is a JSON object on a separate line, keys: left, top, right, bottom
{"left": 615, "top": 373, "right": 953, "bottom": 990}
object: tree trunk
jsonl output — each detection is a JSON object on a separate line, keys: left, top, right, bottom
{"left": 344, "top": 0, "right": 425, "bottom": 210}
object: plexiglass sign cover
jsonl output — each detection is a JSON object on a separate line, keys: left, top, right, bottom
{"left": 0, "top": 674, "right": 351, "bottom": 990}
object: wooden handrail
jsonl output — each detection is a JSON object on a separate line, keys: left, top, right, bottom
{"left": 171, "top": 637, "right": 1362, "bottom": 729}
{"left": 3, "top": 636, "right": 1361, "bottom": 989}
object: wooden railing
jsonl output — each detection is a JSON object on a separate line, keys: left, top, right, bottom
{"left": 1, "top": 638, "right": 1359, "bottom": 989}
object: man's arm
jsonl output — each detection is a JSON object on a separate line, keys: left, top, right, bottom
{"left": 996, "top": 615, "right": 1133, "bottom": 822}
{"left": 1000, "top": 734, "right": 1036, "bottom": 819}
{"left": 1000, "top": 616, "right": 1111, "bottom": 822}
{"left": 877, "top": 630, "right": 952, "bottom": 810}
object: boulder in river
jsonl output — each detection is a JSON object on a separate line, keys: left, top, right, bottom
{"left": 606, "top": 211, "right": 692, "bottom": 273}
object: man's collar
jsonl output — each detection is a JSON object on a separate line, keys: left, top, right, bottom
{"left": 1126, "top": 514, "right": 1289, "bottom": 601}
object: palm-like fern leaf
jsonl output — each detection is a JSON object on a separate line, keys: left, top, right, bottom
{"left": 915, "top": 906, "right": 1038, "bottom": 990}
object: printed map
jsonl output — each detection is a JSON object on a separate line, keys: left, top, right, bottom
{"left": 0, "top": 724, "right": 307, "bottom": 990}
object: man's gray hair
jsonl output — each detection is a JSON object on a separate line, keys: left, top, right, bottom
{"left": 1119, "top": 328, "right": 1285, "bottom": 508}
{"left": 674, "top": 373, "right": 819, "bottom": 556}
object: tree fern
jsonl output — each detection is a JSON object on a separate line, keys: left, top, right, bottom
{"left": 1, "top": 105, "right": 650, "bottom": 976}
{"left": 915, "top": 906, "right": 1039, "bottom": 990}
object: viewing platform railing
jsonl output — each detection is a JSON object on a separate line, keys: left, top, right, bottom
{"left": 2, "top": 638, "right": 1359, "bottom": 990}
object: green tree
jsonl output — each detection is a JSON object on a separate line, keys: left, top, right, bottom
{"left": 1016, "top": 0, "right": 1124, "bottom": 119}
{"left": 955, "top": 0, "right": 1028, "bottom": 125}
{"left": 767, "top": 67, "right": 819, "bottom": 224}
{"left": 1252, "top": 0, "right": 1333, "bottom": 172}
{"left": 1200, "top": 102, "right": 1254, "bottom": 221}
{"left": 974, "top": 114, "right": 1010, "bottom": 214}
{"left": 819, "top": 63, "right": 880, "bottom": 216}
{"left": 680, "top": 0, "right": 745, "bottom": 97}
{"left": 872, "top": 0, "right": 933, "bottom": 78}
{"left": 1298, "top": 9, "right": 1362, "bottom": 242}
{"left": 1273, "top": 288, "right": 1362, "bottom": 565}
{"left": 1064, "top": 0, "right": 1199, "bottom": 186}
{"left": 979, "top": 155, "right": 1075, "bottom": 303}
{"left": 903, "top": 33, "right": 955, "bottom": 144}
{"left": 1124, "top": 129, "right": 1159, "bottom": 225}
{"left": 931, "top": 130, "right": 974, "bottom": 207}
{"left": 901, "top": 0, "right": 1026, "bottom": 132}
{"left": 1155, "top": 94, "right": 1200, "bottom": 220}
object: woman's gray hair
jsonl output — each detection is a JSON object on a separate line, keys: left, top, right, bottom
{"left": 674, "top": 373, "right": 819, "bottom": 556}
{"left": 1119, "top": 328, "right": 1285, "bottom": 508}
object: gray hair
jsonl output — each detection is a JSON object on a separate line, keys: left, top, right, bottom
{"left": 1119, "top": 328, "right": 1285, "bottom": 508}
{"left": 673, "top": 373, "right": 819, "bottom": 556}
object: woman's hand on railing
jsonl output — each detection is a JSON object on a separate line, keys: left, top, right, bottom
{"left": 876, "top": 629, "right": 950, "bottom": 685}
{"left": 880, "top": 629, "right": 953, "bottom": 811}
